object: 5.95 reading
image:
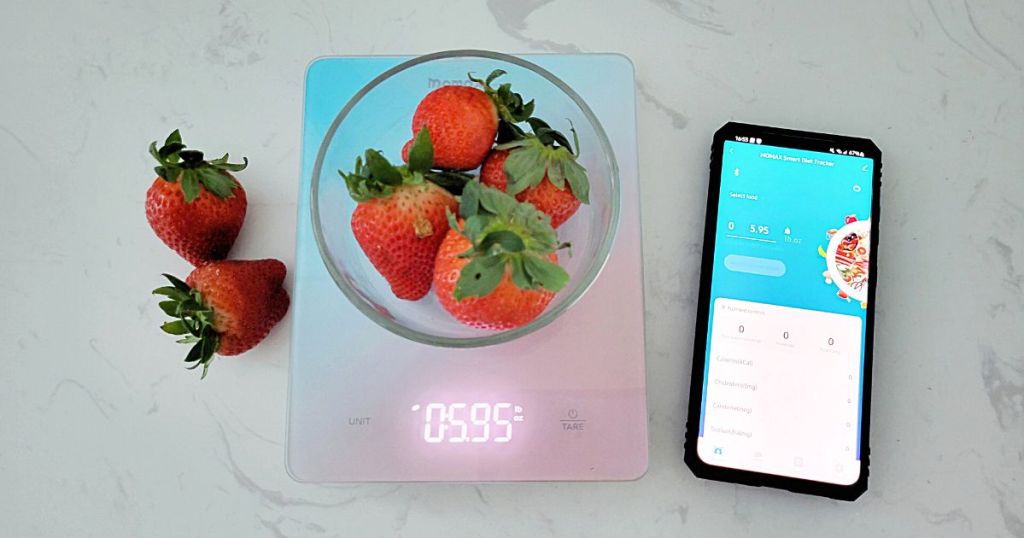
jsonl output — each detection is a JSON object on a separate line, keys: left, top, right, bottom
{"left": 410, "top": 403, "right": 525, "bottom": 444}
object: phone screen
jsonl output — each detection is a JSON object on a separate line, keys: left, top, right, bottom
{"left": 694, "top": 129, "right": 878, "bottom": 488}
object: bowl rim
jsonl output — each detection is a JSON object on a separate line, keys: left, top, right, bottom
{"left": 310, "top": 49, "right": 621, "bottom": 348}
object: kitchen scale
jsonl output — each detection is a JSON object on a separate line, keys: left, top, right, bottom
{"left": 287, "top": 53, "right": 647, "bottom": 482}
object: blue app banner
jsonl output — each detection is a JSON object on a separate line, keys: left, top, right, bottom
{"left": 710, "top": 141, "right": 874, "bottom": 316}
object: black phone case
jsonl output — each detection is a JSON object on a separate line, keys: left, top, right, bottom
{"left": 683, "top": 122, "right": 882, "bottom": 501}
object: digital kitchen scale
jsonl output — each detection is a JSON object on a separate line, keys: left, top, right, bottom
{"left": 287, "top": 54, "right": 647, "bottom": 482}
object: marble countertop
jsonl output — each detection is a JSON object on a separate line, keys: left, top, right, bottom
{"left": 1, "top": 0, "right": 1022, "bottom": 536}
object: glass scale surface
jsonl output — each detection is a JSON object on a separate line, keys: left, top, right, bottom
{"left": 288, "top": 54, "right": 647, "bottom": 482}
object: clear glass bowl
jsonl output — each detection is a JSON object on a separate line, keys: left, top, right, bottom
{"left": 311, "top": 50, "right": 619, "bottom": 347}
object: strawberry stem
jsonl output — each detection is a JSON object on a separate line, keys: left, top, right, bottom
{"left": 148, "top": 130, "right": 247, "bottom": 203}
{"left": 450, "top": 182, "right": 570, "bottom": 300}
{"left": 424, "top": 170, "right": 474, "bottom": 196}
{"left": 495, "top": 119, "right": 590, "bottom": 204}
{"left": 153, "top": 273, "right": 220, "bottom": 379}
{"left": 468, "top": 69, "right": 534, "bottom": 131}
{"left": 340, "top": 130, "right": 468, "bottom": 201}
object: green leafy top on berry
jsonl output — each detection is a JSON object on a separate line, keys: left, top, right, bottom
{"left": 495, "top": 118, "right": 590, "bottom": 204}
{"left": 469, "top": 69, "right": 534, "bottom": 130}
{"left": 148, "top": 130, "right": 247, "bottom": 203}
{"left": 340, "top": 128, "right": 472, "bottom": 201}
{"left": 153, "top": 274, "right": 220, "bottom": 379}
{"left": 448, "top": 181, "right": 570, "bottom": 300}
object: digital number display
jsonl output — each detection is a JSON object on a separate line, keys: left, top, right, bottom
{"left": 410, "top": 402, "right": 525, "bottom": 444}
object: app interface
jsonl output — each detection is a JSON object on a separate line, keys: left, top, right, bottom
{"left": 697, "top": 140, "right": 874, "bottom": 485}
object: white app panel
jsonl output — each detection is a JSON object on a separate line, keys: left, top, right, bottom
{"left": 698, "top": 298, "right": 862, "bottom": 485}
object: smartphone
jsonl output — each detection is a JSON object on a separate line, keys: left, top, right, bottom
{"left": 684, "top": 122, "right": 881, "bottom": 500}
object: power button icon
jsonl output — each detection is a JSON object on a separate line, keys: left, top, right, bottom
{"left": 561, "top": 409, "right": 585, "bottom": 431}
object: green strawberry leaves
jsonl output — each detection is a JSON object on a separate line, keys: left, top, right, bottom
{"left": 495, "top": 121, "right": 527, "bottom": 145}
{"left": 160, "top": 320, "right": 190, "bottom": 335}
{"left": 341, "top": 128, "right": 475, "bottom": 200}
{"left": 196, "top": 167, "right": 237, "bottom": 198}
{"left": 179, "top": 173, "right": 201, "bottom": 203}
{"left": 156, "top": 129, "right": 185, "bottom": 159}
{"left": 407, "top": 127, "right": 433, "bottom": 173}
{"left": 475, "top": 180, "right": 519, "bottom": 216}
{"left": 522, "top": 255, "right": 568, "bottom": 290}
{"left": 503, "top": 144, "right": 547, "bottom": 195}
{"left": 364, "top": 150, "right": 403, "bottom": 186}
{"left": 560, "top": 156, "right": 590, "bottom": 204}
{"left": 426, "top": 170, "right": 474, "bottom": 196}
{"left": 449, "top": 182, "right": 570, "bottom": 300}
{"left": 341, "top": 149, "right": 416, "bottom": 202}
{"left": 153, "top": 273, "right": 220, "bottom": 379}
{"left": 456, "top": 255, "right": 506, "bottom": 299}
{"left": 484, "top": 69, "right": 506, "bottom": 87}
{"left": 526, "top": 117, "right": 574, "bottom": 152}
{"left": 343, "top": 153, "right": 385, "bottom": 201}
{"left": 496, "top": 119, "right": 590, "bottom": 204}
{"left": 148, "top": 130, "right": 247, "bottom": 203}
{"left": 470, "top": 69, "right": 535, "bottom": 141}
{"left": 207, "top": 152, "right": 249, "bottom": 172}
{"left": 458, "top": 175, "right": 480, "bottom": 217}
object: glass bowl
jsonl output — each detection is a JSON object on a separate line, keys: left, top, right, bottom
{"left": 311, "top": 50, "right": 619, "bottom": 347}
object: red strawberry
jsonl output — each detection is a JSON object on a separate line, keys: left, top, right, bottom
{"left": 341, "top": 130, "right": 457, "bottom": 300}
{"left": 434, "top": 229, "right": 558, "bottom": 330}
{"left": 410, "top": 86, "right": 496, "bottom": 170}
{"left": 403, "top": 70, "right": 534, "bottom": 171}
{"left": 145, "top": 130, "right": 248, "bottom": 266}
{"left": 352, "top": 184, "right": 456, "bottom": 299}
{"left": 482, "top": 150, "right": 580, "bottom": 228}
{"left": 485, "top": 118, "right": 589, "bottom": 228}
{"left": 433, "top": 182, "right": 569, "bottom": 330}
{"left": 153, "top": 259, "right": 290, "bottom": 378}
{"left": 401, "top": 139, "right": 414, "bottom": 162}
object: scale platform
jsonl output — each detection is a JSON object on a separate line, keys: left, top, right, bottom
{"left": 287, "top": 54, "right": 647, "bottom": 482}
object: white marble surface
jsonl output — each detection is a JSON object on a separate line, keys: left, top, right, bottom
{"left": 1, "top": 0, "right": 1022, "bottom": 536}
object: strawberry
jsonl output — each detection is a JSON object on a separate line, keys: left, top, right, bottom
{"left": 153, "top": 259, "right": 290, "bottom": 378}
{"left": 433, "top": 182, "right": 570, "bottom": 330}
{"left": 434, "top": 230, "right": 559, "bottom": 330}
{"left": 481, "top": 150, "right": 577, "bottom": 229}
{"left": 483, "top": 118, "right": 589, "bottom": 228}
{"left": 401, "top": 139, "right": 414, "bottom": 163}
{"left": 404, "top": 70, "right": 534, "bottom": 171}
{"left": 146, "top": 130, "right": 248, "bottom": 266}
{"left": 340, "top": 129, "right": 458, "bottom": 300}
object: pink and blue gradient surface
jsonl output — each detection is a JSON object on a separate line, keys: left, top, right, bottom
{"left": 287, "top": 54, "right": 647, "bottom": 482}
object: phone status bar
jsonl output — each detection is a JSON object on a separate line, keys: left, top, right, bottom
{"left": 730, "top": 136, "right": 869, "bottom": 160}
